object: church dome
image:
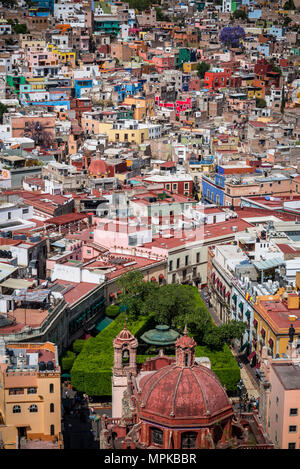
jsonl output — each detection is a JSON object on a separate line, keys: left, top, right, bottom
{"left": 138, "top": 363, "right": 232, "bottom": 424}
{"left": 88, "top": 159, "right": 107, "bottom": 176}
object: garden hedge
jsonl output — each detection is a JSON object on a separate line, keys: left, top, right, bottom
{"left": 70, "top": 312, "right": 156, "bottom": 396}
{"left": 105, "top": 305, "right": 120, "bottom": 319}
{"left": 72, "top": 339, "right": 86, "bottom": 355}
{"left": 61, "top": 350, "right": 76, "bottom": 371}
{"left": 195, "top": 345, "right": 240, "bottom": 392}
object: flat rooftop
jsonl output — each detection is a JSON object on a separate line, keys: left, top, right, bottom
{"left": 273, "top": 363, "right": 300, "bottom": 390}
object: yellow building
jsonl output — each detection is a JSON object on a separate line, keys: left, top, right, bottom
{"left": 20, "top": 35, "right": 46, "bottom": 50}
{"left": 81, "top": 117, "right": 149, "bottom": 144}
{"left": 47, "top": 44, "right": 76, "bottom": 68}
{"left": 25, "top": 77, "right": 46, "bottom": 90}
{"left": 182, "top": 62, "right": 198, "bottom": 73}
{"left": 252, "top": 290, "right": 300, "bottom": 364}
{"left": 122, "top": 95, "right": 155, "bottom": 120}
{"left": 0, "top": 342, "right": 62, "bottom": 449}
{"left": 246, "top": 87, "right": 264, "bottom": 99}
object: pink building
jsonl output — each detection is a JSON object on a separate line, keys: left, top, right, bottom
{"left": 155, "top": 96, "right": 192, "bottom": 117}
{"left": 151, "top": 55, "right": 174, "bottom": 73}
{"left": 259, "top": 343, "right": 300, "bottom": 449}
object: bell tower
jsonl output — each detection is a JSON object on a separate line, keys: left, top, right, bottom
{"left": 175, "top": 326, "right": 197, "bottom": 368}
{"left": 112, "top": 324, "right": 138, "bottom": 419}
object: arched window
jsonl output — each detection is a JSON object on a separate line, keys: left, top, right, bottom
{"left": 122, "top": 348, "right": 129, "bottom": 365}
{"left": 181, "top": 431, "right": 197, "bottom": 449}
{"left": 49, "top": 383, "right": 54, "bottom": 393}
{"left": 151, "top": 427, "right": 163, "bottom": 445}
{"left": 13, "top": 405, "right": 21, "bottom": 413}
{"left": 29, "top": 404, "right": 38, "bottom": 413}
{"left": 50, "top": 403, "right": 54, "bottom": 413}
{"left": 50, "top": 424, "right": 55, "bottom": 436}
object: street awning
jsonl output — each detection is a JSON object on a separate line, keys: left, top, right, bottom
{"left": 261, "top": 328, "right": 266, "bottom": 337}
{"left": 225, "top": 291, "right": 230, "bottom": 297}
{"left": 253, "top": 319, "right": 258, "bottom": 328}
{"left": 239, "top": 301, "right": 244, "bottom": 311}
{"left": 245, "top": 310, "right": 251, "bottom": 320}
{"left": 255, "top": 362, "right": 261, "bottom": 369}
{"left": 248, "top": 351, "right": 256, "bottom": 361}
{"left": 241, "top": 341, "right": 249, "bottom": 351}
{"left": 94, "top": 316, "right": 113, "bottom": 333}
{"left": 232, "top": 294, "right": 237, "bottom": 302}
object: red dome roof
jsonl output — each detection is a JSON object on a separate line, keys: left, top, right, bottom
{"left": 88, "top": 159, "right": 107, "bottom": 176}
{"left": 138, "top": 364, "right": 232, "bottom": 423}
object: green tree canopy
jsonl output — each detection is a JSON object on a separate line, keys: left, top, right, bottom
{"left": 233, "top": 9, "right": 247, "bottom": 20}
{"left": 256, "top": 98, "right": 266, "bottom": 108}
{"left": 197, "top": 61, "right": 210, "bottom": 78}
{"left": 0, "top": 102, "right": 8, "bottom": 124}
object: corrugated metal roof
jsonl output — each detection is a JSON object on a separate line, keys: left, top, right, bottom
{"left": 253, "top": 257, "right": 285, "bottom": 271}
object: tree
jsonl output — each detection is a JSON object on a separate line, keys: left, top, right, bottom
{"left": 256, "top": 98, "right": 266, "bottom": 108}
{"left": 142, "top": 284, "right": 203, "bottom": 326}
{"left": 283, "top": 16, "right": 292, "bottom": 27}
{"left": 24, "top": 120, "right": 53, "bottom": 149}
{"left": 197, "top": 61, "right": 210, "bottom": 79}
{"left": 281, "top": 85, "right": 286, "bottom": 114}
{"left": 233, "top": 9, "right": 247, "bottom": 21}
{"left": 117, "top": 269, "right": 159, "bottom": 319}
{"left": 219, "top": 26, "right": 246, "bottom": 48}
{"left": 0, "top": 102, "right": 8, "bottom": 124}
{"left": 283, "top": 0, "right": 295, "bottom": 9}
{"left": 155, "top": 6, "right": 170, "bottom": 22}
{"left": 219, "top": 321, "right": 247, "bottom": 346}
{"left": 7, "top": 20, "right": 29, "bottom": 35}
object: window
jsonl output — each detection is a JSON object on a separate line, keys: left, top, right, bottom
{"left": 50, "top": 425, "right": 55, "bottom": 436}
{"left": 181, "top": 432, "right": 197, "bottom": 449}
{"left": 27, "top": 387, "right": 37, "bottom": 394}
{"left": 288, "top": 443, "right": 296, "bottom": 449}
{"left": 9, "top": 388, "right": 24, "bottom": 395}
{"left": 13, "top": 405, "right": 21, "bottom": 413}
{"left": 289, "top": 426, "right": 297, "bottom": 433}
{"left": 151, "top": 428, "right": 163, "bottom": 445}
{"left": 50, "top": 403, "right": 54, "bottom": 413}
{"left": 169, "top": 260, "right": 173, "bottom": 271}
{"left": 185, "top": 255, "right": 189, "bottom": 266}
{"left": 177, "top": 258, "right": 180, "bottom": 269}
{"left": 290, "top": 408, "right": 298, "bottom": 416}
{"left": 50, "top": 383, "right": 54, "bottom": 393}
{"left": 8, "top": 212, "right": 11, "bottom": 220}
{"left": 29, "top": 404, "right": 38, "bottom": 413}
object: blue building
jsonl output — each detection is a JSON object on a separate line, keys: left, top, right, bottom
{"left": 202, "top": 171, "right": 225, "bottom": 206}
{"left": 257, "top": 43, "right": 271, "bottom": 57}
{"left": 114, "top": 82, "right": 143, "bottom": 102}
{"left": 74, "top": 79, "right": 94, "bottom": 98}
{"left": 30, "top": 0, "right": 54, "bottom": 13}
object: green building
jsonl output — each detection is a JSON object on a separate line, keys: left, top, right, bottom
{"left": 6, "top": 75, "right": 26, "bottom": 96}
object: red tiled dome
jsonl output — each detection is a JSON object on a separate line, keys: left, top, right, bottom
{"left": 88, "top": 159, "right": 107, "bottom": 176}
{"left": 138, "top": 364, "right": 232, "bottom": 423}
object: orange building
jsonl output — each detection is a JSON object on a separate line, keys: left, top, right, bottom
{"left": 122, "top": 95, "right": 155, "bottom": 120}
{"left": 0, "top": 341, "right": 62, "bottom": 449}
